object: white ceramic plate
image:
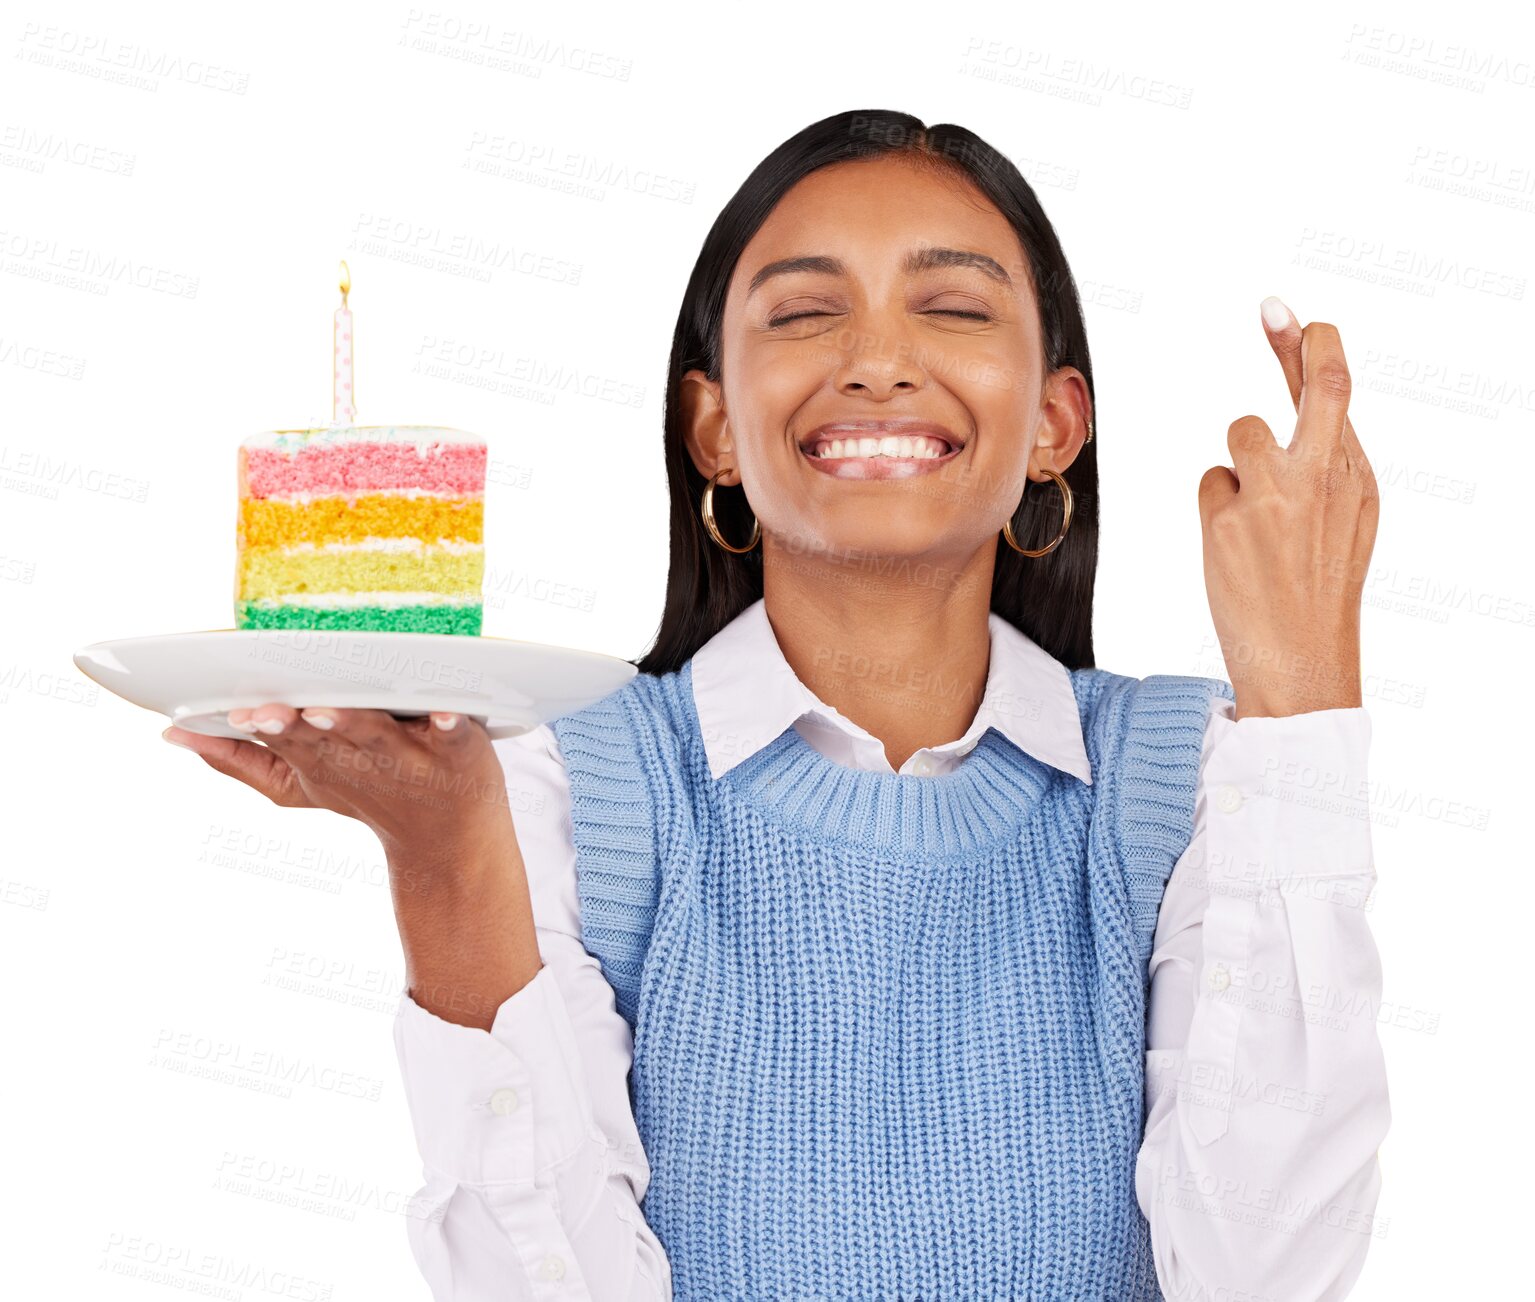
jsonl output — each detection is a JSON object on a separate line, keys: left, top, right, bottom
{"left": 72, "top": 629, "right": 638, "bottom": 740}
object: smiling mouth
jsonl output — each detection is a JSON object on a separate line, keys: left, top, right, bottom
{"left": 798, "top": 430, "right": 965, "bottom": 480}
{"left": 802, "top": 432, "right": 958, "bottom": 461}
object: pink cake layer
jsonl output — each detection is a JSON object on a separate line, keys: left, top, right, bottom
{"left": 243, "top": 443, "right": 488, "bottom": 499}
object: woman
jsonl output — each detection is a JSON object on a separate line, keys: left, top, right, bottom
{"left": 164, "top": 110, "right": 1388, "bottom": 1300}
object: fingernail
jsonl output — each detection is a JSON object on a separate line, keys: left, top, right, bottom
{"left": 300, "top": 709, "right": 335, "bottom": 730}
{"left": 161, "top": 727, "right": 194, "bottom": 750}
{"left": 229, "top": 718, "right": 260, "bottom": 733}
{"left": 1260, "top": 296, "right": 1292, "bottom": 330}
{"left": 255, "top": 718, "right": 287, "bottom": 735}
{"left": 431, "top": 713, "right": 459, "bottom": 731}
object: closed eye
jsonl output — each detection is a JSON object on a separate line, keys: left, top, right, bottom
{"left": 767, "top": 309, "right": 836, "bottom": 327}
{"left": 768, "top": 309, "right": 993, "bottom": 327}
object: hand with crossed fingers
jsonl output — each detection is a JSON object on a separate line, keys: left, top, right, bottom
{"left": 1198, "top": 298, "right": 1381, "bottom": 719}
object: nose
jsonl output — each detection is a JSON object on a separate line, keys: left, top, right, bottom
{"left": 837, "top": 371, "right": 921, "bottom": 399}
{"left": 832, "top": 342, "right": 927, "bottom": 400}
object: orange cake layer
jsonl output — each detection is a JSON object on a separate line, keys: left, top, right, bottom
{"left": 238, "top": 494, "right": 484, "bottom": 549}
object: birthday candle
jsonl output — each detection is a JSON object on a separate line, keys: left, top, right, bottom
{"left": 333, "top": 260, "right": 355, "bottom": 425}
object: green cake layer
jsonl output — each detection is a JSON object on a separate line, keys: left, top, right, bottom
{"left": 236, "top": 602, "right": 484, "bottom": 635}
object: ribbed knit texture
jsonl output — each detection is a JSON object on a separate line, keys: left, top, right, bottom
{"left": 549, "top": 658, "right": 1233, "bottom": 1302}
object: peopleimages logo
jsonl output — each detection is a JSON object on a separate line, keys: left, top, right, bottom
{"left": 243, "top": 630, "right": 486, "bottom": 692}
{"left": 15, "top": 24, "right": 251, "bottom": 94}
{"left": 0, "top": 229, "right": 199, "bottom": 299}
{"left": 0, "top": 123, "right": 136, "bottom": 176}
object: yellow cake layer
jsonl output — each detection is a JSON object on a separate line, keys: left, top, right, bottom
{"left": 238, "top": 546, "right": 485, "bottom": 601}
{"left": 238, "top": 494, "right": 483, "bottom": 548}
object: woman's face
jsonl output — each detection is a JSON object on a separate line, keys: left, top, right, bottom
{"left": 682, "top": 152, "right": 1090, "bottom": 571}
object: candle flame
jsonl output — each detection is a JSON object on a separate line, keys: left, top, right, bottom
{"left": 338, "top": 259, "right": 351, "bottom": 306}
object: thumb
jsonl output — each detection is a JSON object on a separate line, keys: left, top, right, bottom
{"left": 162, "top": 725, "right": 300, "bottom": 806}
{"left": 1197, "top": 463, "right": 1238, "bottom": 528}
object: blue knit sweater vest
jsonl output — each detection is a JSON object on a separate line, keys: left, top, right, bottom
{"left": 549, "top": 658, "right": 1232, "bottom": 1302}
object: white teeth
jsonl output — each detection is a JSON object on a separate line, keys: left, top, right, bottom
{"left": 810, "top": 433, "right": 951, "bottom": 460}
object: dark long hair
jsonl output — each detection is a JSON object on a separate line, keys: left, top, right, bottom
{"left": 633, "top": 108, "right": 1099, "bottom": 676}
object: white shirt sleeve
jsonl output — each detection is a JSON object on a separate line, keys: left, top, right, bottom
{"left": 1136, "top": 698, "right": 1390, "bottom": 1300}
{"left": 392, "top": 723, "right": 673, "bottom": 1301}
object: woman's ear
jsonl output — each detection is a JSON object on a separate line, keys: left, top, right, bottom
{"left": 680, "top": 368, "right": 738, "bottom": 483}
{"left": 1032, "top": 365, "right": 1092, "bottom": 479}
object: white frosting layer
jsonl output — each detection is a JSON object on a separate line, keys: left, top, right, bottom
{"left": 241, "top": 425, "right": 486, "bottom": 452}
{"left": 243, "top": 592, "right": 481, "bottom": 609}
{"left": 251, "top": 488, "right": 484, "bottom": 504}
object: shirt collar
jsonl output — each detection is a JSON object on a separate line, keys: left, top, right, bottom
{"left": 688, "top": 597, "right": 1093, "bottom": 786}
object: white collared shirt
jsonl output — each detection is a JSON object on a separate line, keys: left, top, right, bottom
{"left": 393, "top": 598, "right": 1388, "bottom": 1301}
{"left": 687, "top": 599, "right": 1094, "bottom": 783}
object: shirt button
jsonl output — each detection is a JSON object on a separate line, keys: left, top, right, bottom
{"left": 1215, "top": 783, "right": 1243, "bottom": 814}
{"left": 488, "top": 1087, "right": 521, "bottom": 1115}
{"left": 912, "top": 756, "right": 934, "bottom": 776}
{"left": 1208, "top": 967, "right": 1231, "bottom": 993}
{"left": 538, "top": 1254, "right": 566, "bottom": 1281}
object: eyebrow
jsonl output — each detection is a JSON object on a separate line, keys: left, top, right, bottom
{"left": 746, "top": 247, "right": 1013, "bottom": 297}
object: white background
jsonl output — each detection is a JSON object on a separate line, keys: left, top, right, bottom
{"left": 3, "top": 0, "right": 1530, "bottom": 1296}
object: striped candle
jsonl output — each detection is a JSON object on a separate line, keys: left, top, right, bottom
{"left": 334, "top": 261, "right": 355, "bottom": 425}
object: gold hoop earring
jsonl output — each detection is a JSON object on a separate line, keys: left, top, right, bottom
{"left": 701, "top": 468, "right": 760, "bottom": 554}
{"left": 1002, "top": 468, "right": 1074, "bottom": 557}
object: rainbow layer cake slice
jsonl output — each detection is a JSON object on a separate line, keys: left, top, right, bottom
{"left": 236, "top": 425, "right": 487, "bottom": 634}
